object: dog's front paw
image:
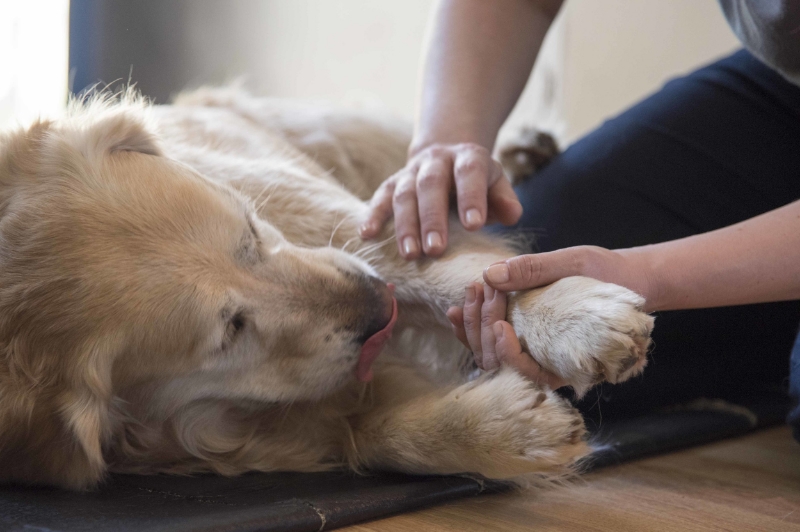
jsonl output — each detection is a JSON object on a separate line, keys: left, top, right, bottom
{"left": 445, "top": 368, "right": 588, "bottom": 478}
{"left": 508, "top": 276, "right": 654, "bottom": 396}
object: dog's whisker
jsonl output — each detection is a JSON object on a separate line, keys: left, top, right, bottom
{"left": 254, "top": 182, "right": 281, "bottom": 213}
{"left": 353, "top": 235, "right": 394, "bottom": 260}
{"left": 328, "top": 215, "right": 342, "bottom": 248}
{"left": 328, "top": 212, "right": 360, "bottom": 249}
{"left": 354, "top": 239, "right": 384, "bottom": 256}
{"left": 250, "top": 182, "right": 276, "bottom": 209}
{"left": 340, "top": 236, "right": 363, "bottom": 254}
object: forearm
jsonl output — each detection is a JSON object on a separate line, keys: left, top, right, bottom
{"left": 411, "top": 0, "right": 563, "bottom": 154}
{"left": 627, "top": 200, "right": 800, "bottom": 311}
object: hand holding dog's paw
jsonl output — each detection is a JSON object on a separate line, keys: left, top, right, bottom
{"left": 447, "top": 283, "right": 566, "bottom": 390}
{"left": 449, "top": 275, "right": 653, "bottom": 397}
{"left": 478, "top": 248, "right": 655, "bottom": 396}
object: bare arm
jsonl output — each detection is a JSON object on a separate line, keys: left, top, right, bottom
{"left": 628, "top": 199, "right": 800, "bottom": 311}
{"left": 483, "top": 199, "right": 800, "bottom": 311}
{"left": 412, "top": 0, "right": 563, "bottom": 153}
{"left": 361, "top": 0, "right": 565, "bottom": 259}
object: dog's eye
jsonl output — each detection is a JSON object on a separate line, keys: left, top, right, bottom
{"left": 223, "top": 312, "right": 246, "bottom": 346}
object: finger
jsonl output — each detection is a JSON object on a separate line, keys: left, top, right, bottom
{"left": 458, "top": 287, "right": 485, "bottom": 369}
{"left": 487, "top": 165, "right": 523, "bottom": 226}
{"left": 360, "top": 179, "right": 397, "bottom": 239}
{"left": 392, "top": 175, "right": 422, "bottom": 260}
{"left": 453, "top": 146, "right": 490, "bottom": 231}
{"left": 479, "top": 285, "right": 507, "bottom": 370}
{"left": 483, "top": 249, "right": 585, "bottom": 291}
{"left": 416, "top": 156, "right": 453, "bottom": 256}
{"left": 462, "top": 283, "right": 485, "bottom": 360}
{"left": 493, "top": 321, "right": 567, "bottom": 389}
{"left": 446, "top": 306, "right": 470, "bottom": 348}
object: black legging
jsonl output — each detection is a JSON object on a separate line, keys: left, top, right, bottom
{"left": 502, "top": 50, "right": 800, "bottom": 421}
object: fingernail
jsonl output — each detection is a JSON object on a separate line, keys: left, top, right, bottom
{"left": 493, "top": 322, "right": 504, "bottom": 339}
{"left": 485, "top": 263, "right": 509, "bottom": 284}
{"left": 425, "top": 231, "right": 443, "bottom": 251}
{"left": 465, "top": 286, "right": 476, "bottom": 304}
{"left": 465, "top": 208, "right": 482, "bottom": 227}
{"left": 402, "top": 236, "right": 418, "bottom": 257}
{"left": 359, "top": 223, "right": 371, "bottom": 236}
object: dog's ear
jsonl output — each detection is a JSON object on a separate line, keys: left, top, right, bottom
{"left": 0, "top": 118, "right": 52, "bottom": 182}
{"left": 1, "top": 93, "right": 161, "bottom": 191}
{"left": 0, "top": 102, "right": 148, "bottom": 490}
{"left": 80, "top": 111, "right": 162, "bottom": 157}
{"left": 0, "top": 335, "right": 116, "bottom": 489}
{"left": 54, "top": 96, "right": 162, "bottom": 162}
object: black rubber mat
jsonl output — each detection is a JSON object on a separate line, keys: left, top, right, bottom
{"left": 0, "top": 472, "right": 510, "bottom": 532}
{"left": 587, "top": 396, "right": 789, "bottom": 470}
{"left": 0, "top": 397, "right": 790, "bottom": 532}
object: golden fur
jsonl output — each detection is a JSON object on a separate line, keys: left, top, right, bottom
{"left": 0, "top": 88, "right": 653, "bottom": 489}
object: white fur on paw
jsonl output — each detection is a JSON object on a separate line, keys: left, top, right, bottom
{"left": 447, "top": 367, "right": 588, "bottom": 478}
{"left": 508, "top": 276, "right": 654, "bottom": 397}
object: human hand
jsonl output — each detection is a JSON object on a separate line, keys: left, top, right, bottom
{"left": 483, "top": 246, "right": 657, "bottom": 311}
{"left": 359, "top": 143, "right": 523, "bottom": 260}
{"left": 446, "top": 282, "right": 567, "bottom": 390}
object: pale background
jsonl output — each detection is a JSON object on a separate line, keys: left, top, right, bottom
{"left": 1, "top": 0, "right": 740, "bottom": 146}
{"left": 0, "top": 0, "right": 70, "bottom": 128}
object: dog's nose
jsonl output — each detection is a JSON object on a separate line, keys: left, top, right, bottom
{"left": 356, "top": 276, "right": 395, "bottom": 344}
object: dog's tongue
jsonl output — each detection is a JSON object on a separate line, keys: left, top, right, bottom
{"left": 356, "top": 296, "right": 398, "bottom": 383}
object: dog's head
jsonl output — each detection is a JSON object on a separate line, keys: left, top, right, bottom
{"left": 0, "top": 94, "right": 394, "bottom": 488}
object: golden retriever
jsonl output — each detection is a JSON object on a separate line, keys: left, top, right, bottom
{"left": 0, "top": 88, "right": 653, "bottom": 489}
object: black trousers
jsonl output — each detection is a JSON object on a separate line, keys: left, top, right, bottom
{"left": 503, "top": 50, "right": 800, "bottom": 421}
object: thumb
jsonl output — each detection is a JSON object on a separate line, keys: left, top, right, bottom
{"left": 483, "top": 250, "right": 583, "bottom": 291}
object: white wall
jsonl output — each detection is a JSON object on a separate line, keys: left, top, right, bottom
{"left": 229, "top": 0, "right": 436, "bottom": 119}
{"left": 0, "top": 0, "right": 70, "bottom": 128}
{"left": 559, "top": 0, "right": 740, "bottom": 143}
{"left": 228, "top": 0, "right": 740, "bottom": 145}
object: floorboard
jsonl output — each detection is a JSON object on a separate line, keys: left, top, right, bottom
{"left": 347, "top": 427, "right": 800, "bottom": 531}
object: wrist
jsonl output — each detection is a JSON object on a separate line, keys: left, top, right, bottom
{"left": 409, "top": 126, "right": 495, "bottom": 159}
{"left": 616, "top": 245, "right": 669, "bottom": 312}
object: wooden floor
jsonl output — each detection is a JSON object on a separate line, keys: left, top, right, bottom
{"left": 348, "top": 427, "right": 800, "bottom": 532}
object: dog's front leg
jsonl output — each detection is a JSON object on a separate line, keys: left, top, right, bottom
{"left": 350, "top": 365, "right": 588, "bottom": 478}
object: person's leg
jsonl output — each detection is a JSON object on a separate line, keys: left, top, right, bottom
{"left": 788, "top": 331, "right": 800, "bottom": 439}
{"left": 508, "top": 50, "right": 800, "bottom": 419}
